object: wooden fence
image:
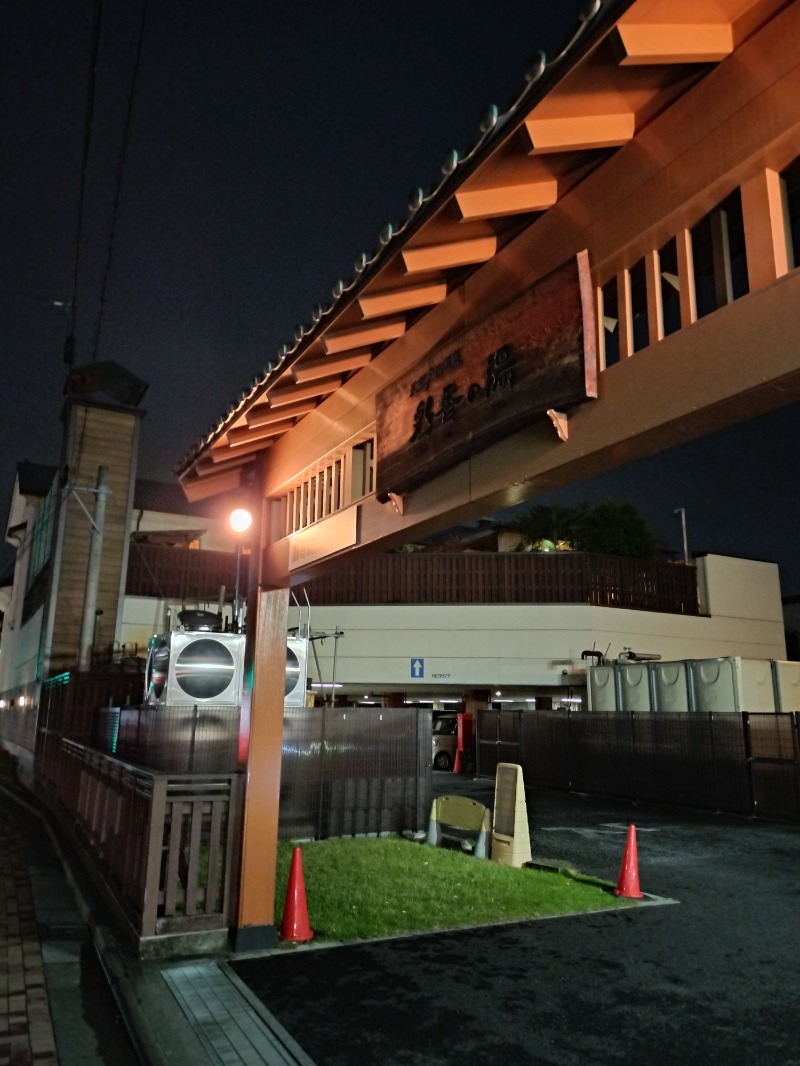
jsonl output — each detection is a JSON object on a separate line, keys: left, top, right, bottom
{"left": 125, "top": 542, "right": 247, "bottom": 601}
{"left": 46, "top": 740, "right": 241, "bottom": 950}
{"left": 292, "top": 551, "right": 699, "bottom": 614}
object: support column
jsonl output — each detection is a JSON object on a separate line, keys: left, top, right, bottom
{"left": 232, "top": 586, "right": 289, "bottom": 951}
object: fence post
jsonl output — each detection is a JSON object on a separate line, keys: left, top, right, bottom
{"left": 742, "top": 712, "right": 757, "bottom": 816}
{"left": 141, "top": 776, "right": 167, "bottom": 939}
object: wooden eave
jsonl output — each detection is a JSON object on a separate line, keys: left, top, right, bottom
{"left": 178, "top": 0, "right": 789, "bottom": 503}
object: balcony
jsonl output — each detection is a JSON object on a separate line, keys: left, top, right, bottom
{"left": 125, "top": 544, "right": 247, "bottom": 602}
{"left": 293, "top": 552, "right": 699, "bottom": 615}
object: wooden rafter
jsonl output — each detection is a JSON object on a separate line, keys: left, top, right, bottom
{"left": 322, "top": 317, "right": 406, "bottom": 355}
{"left": 358, "top": 282, "right": 448, "bottom": 319}
{"left": 402, "top": 235, "right": 497, "bottom": 274}
{"left": 612, "top": 22, "right": 734, "bottom": 65}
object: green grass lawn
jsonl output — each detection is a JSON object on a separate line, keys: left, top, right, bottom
{"left": 275, "top": 837, "right": 633, "bottom": 942}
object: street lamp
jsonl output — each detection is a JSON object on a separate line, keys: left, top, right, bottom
{"left": 674, "top": 507, "right": 689, "bottom": 565}
{"left": 229, "top": 507, "right": 253, "bottom": 632}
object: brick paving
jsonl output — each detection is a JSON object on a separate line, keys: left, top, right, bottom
{"left": 0, "top": 811, "right": 58, "bottom": 1066}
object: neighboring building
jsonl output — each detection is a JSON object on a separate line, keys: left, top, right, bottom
{"left": 290, "top": 552, "right": 786, "bottom": 708}
{"left": 0, "top": 366, "right": 244, "bottom": 775}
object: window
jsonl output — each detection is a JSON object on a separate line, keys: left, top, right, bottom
{"left": 600, "top": 278, "right": 620, "bottom": 367}
{"left": 629, "top": 257, "right": 649, "bottom": 352}
{"left": 279, "top": 436, "right": 375, "bottom": 536}
{"left": 350, "top": 440, "right": 374, "bottom": 501}
{"left": 781, "top": 156, "right": 800, "bottom": 270}
{"left": 26, "top": 477, "right": 58, "bottom": 592}
{"left": 691, "top": 189, "right": 749, "bottom": 319}
{"left": 658, "top": 237, "right": 681, "bottom": 337}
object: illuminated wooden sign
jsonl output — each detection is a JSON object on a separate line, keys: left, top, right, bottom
{"left": 375, "top": 251, "right": 597, "bottom": 500}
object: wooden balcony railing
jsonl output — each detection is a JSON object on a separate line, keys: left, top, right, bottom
{"left": 125, "top": 543, "right": 246, "bottom": 601}
{"left": 293, "top": 552, "right": 699, "bottom": 615}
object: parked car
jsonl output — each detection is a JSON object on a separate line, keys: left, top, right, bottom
{"left": 432, "top": 713, "right": 459, "bottom": 770}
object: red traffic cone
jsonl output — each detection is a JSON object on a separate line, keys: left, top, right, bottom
{"left": 614, "top": 824, "right": 644, "bottom": 899}
{"left": 279, "top": 846, "right": 314, "bottom": 942}
{"left": 453, "top": 747, "right": 462, "bottom": 773}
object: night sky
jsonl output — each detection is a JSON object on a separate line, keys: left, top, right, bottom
{"left": 2, "top": 3, "right": 799, "bottom": 592}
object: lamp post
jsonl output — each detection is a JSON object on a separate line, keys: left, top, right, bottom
{"left": 674, "top": 507, "right": 689, "bottom": 564}
{"left": 229, "top": 506, "right": 253, "bottom": 632}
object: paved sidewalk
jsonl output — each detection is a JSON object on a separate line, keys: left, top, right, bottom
{"left": 0, "top": 806, "right": 58, "bottom": 1065}
{"left": 0, "top": 781, "right": 315, "bottom": 1066}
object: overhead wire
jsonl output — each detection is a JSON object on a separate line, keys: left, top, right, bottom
{"left": 68, "top": 0, "right": 103, "bottom": 344}
{"left": 65, "top": 0, "right": 148, "bottom": 493}
{"left": 90, "top": 0, "right": 149, "bottom": 364}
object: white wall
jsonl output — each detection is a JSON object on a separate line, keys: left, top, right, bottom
{"left": 696, "top": 555, "right": 783, "bottom": 624}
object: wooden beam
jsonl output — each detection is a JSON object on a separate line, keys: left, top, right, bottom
{"left": 358, "top": 282, "right": 448, "bottom": 319}
{"left": 196, "top": 449, "right": 259, "bottom": 473}
{"left": 227, "top": 420, "right": 298, "bottom": 447}
{"left": 267, "top": 377, "right": 342, "bottom": 406}
{"left": 455, "top": 178, "right": 558, "bottom": 221}
{"left": 234, "top": 587, "right": 289, "bottom": 946}
{"left": 401, "top": 235, "right": 497, "bottom": 274}
{"left": 292, "top": 349, "right": 373, "bottom": 383}
{"left": 676, "top": 228, "right": 697, "bottom": 328}
{"left": 741, "top": 168, "right": 791, "bottom": 290}
{"left": 523, "top": 113, "right": 635, "bottom": 154}
{"left": 613, "top": 23, "right": 733, "bottom": 66}
{"left": 208, "top": 437, "right": 274, "bottom": 462}
{"left": 247, "top": 398, "right": 318, "bottom": 427}
{"left": 180, "top": 467, "right": 243, "bottom": 501}
{"left": 322, "top": 317, "right": 406, "bottom": 355}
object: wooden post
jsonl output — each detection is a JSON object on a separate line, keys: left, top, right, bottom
{"left": 741, "top": 168, "right": 790, "bottom": 290}
{"left": 232, "top": 586, "right": 289, "bottom": 951}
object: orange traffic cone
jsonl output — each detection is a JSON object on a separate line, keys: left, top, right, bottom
{"left": 453, "top": 747, "right": 462, "bottom": 773}
{"left": 279, "top": 846, "right": 314, "bottom": 942}
{"left": 614, "top": 824, "right": 644, "bottom": 899}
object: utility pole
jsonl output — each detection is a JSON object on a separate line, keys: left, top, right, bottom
{"left": 674, "top": 507, "right": 689, "bottom": 564}
{"left": 78, "top": 466, "right": 110, "bottom": 670}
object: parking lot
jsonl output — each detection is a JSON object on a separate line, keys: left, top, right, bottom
{"left": 231, "top": 776, "right": 800, "bottom": 1065}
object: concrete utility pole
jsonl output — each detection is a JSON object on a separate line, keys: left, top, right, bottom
{"left": 78, "top": 466, "right": 110, "bottom": 671}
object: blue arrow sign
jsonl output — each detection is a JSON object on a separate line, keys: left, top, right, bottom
{"left": 411, "top": 658, "right": 424, "bottom": 678}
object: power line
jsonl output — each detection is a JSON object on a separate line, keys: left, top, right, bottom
{"left": 69, "top": 0, "right": 104, "bottom": 340}
{"left": 91, "top": 0, "right": 149, "bottom": 364}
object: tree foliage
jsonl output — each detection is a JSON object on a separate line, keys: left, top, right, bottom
{"left": 509, "top": 500, "right": 659, "bottom": 559}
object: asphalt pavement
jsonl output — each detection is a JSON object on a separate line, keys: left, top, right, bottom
{"left": 230, "top": 777, "right": 800, "bottom": 1066}
{"left": 3, "top": 771, "right": 800, "bottom": 1065}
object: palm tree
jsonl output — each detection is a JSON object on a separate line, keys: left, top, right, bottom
{"left": 508, "top": 500, "right": 659, "bottom": 558}
{"left": 508, "top": 504, "right": 587, "bottom": 551}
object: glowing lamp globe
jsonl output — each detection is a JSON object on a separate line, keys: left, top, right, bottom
{"left": 229, "top": 508, "right": 253, "bottom": 534}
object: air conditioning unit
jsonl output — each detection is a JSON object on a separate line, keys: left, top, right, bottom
{"left": 145, "top": 631, "right": 246, "bottom": 707}
{"left": 285, "top": 635, "right": 309, "bottom": 707}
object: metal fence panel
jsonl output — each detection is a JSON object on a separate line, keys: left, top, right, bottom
{"left": 279, "top": 707, "right": 432, "bottom": 841}
{"left": 476, "top": 709, "right": 800, "bottom": 822}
